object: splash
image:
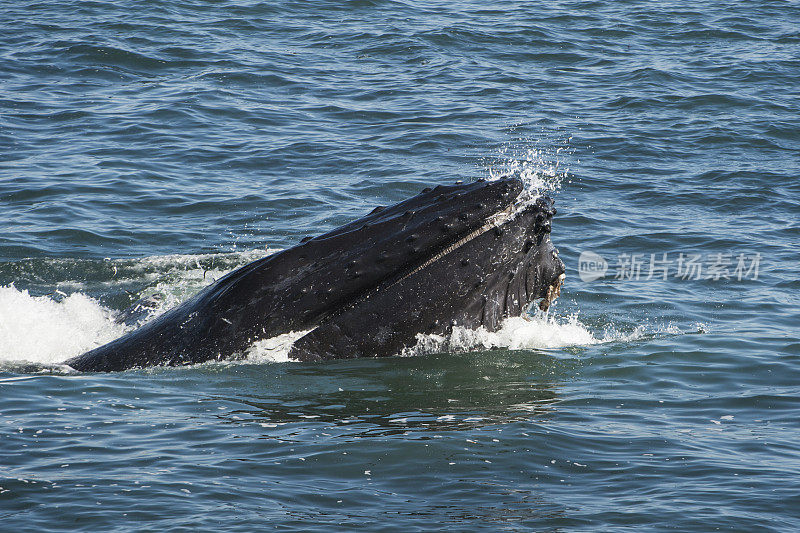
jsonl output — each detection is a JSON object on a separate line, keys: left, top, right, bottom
{"left": 404, "top": 312, "right": 673, "bottom": 358}
{"left": 481, "top": 134, "right": 573, "bottom": 200}
{"left": 405, "top": 313, "right": 597, "bottom": 357}
{"left": 0, "top": 285, "right": 125, "bottom": 366}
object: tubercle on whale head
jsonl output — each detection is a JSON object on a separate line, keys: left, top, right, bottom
{"left": 532, "top": 196, "right": 557, "bottom": 235}
{"left": 309, "top": 177, "right": 524, "bottom": 243}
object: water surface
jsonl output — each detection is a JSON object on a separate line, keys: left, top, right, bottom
{"left": 2, "top": 0, "right": 799, "bottom": 530}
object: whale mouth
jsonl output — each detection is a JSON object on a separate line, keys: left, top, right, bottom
{"left": 538, "top": 272, "right": 565, "bottom": 312}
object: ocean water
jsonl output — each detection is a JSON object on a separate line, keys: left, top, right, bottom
{"left": 2, "top": 0, "right": 799, "bottom": 530}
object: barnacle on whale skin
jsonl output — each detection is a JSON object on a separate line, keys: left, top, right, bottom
{"left": 538, "top": 273, "right": 565, "bottom": 312}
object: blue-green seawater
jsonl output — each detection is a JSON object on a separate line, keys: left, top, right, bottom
{"left": 2, "top": 0, "right": 799, "bottom": 530}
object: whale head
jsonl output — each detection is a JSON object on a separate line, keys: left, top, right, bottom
{"left": 287, "top": 177, "right": 566, "bottom": 360}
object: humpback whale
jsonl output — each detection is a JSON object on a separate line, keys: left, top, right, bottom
{"left": 65, "top": 177, "right": 565, "bottom": 371}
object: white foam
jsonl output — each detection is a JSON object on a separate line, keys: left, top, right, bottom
{"left": 405, "top": 311, "right": 687, "bottom": 358}
{"left": 245, "top": 330, "right": 314, "bottom": 363}
{"left": 0, "top": 285, "right": 126, "bottom": 366}
{"left": 405, "top": 313, "right": 600, "bottom": 357}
